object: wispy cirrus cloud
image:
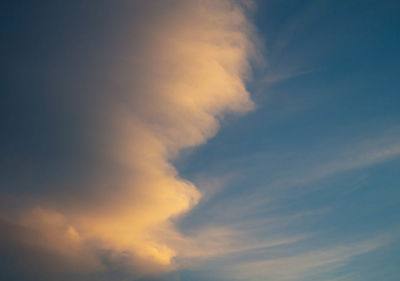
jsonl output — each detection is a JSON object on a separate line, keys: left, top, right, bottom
{"left": 222, "top": 235, "right": 388, "bottom": 281}
{"left": 192, "top": 125, "right": 400, "bottom": 220}
{"left": 168, "top": 125, "right": 399, "bottom": 281}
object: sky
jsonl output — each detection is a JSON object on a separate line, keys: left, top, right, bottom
{"left": 1, "top": 1, "right": 400, "bottom": 281}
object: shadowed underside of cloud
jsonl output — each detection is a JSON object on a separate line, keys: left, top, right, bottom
{"left": 0, "top": 1, "right": 259, "bottom": 280}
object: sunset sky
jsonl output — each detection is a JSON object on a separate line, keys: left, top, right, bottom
{"left": 1, "top": 1, "right": 400, "bottom": 281}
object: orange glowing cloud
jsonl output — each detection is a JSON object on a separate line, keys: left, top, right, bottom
{"left": 0, "top": 1, "right": 259, "bottom": 279}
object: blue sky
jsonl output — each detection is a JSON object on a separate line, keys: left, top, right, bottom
{"left": 1, "top": 1, "right": 399, "bottom": 281}
{"left": 175, "top": 1, "right": 400, "bottom": 280}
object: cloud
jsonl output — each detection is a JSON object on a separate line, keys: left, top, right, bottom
{"left": 0, "top": 211, "right": 102, "bottom": 280}
{"left": 194, "top": 126, "right": 400, "bottom": 221}
{"left": 223, "top": 236, "right": 387, "bottom": 281}
{"left": 0, "top": 0, "right": 259, "bottom": 279}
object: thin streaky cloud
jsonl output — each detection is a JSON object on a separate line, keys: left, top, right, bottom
{"left": 184, "top": 127, "right": 400, "bottom": 227}
{"left": 224, "top": 236, "right": 388, "bottom": 281}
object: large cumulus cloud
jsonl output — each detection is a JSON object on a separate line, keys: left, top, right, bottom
{"left": 0, "top": 1, "right": 259, "bottom": 280}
